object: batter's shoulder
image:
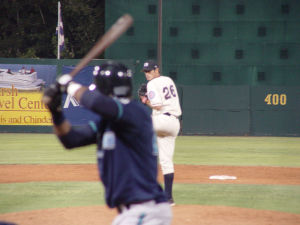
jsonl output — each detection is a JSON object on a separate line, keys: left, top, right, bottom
{"left": 129, "top": 100, "right": 150, "bottom": 113}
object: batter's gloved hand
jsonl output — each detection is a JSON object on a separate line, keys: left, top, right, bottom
{"left": 57, "top": 74, "right": 82, "bottom": 97}
{"left": 57, "top": 74, "right": 73, "bottom": 93}
{"left": 42, "top": 82, "right": 62, "bottom": 114}
{"left": 42, "top": 82, "right": 66, "bottom": 125}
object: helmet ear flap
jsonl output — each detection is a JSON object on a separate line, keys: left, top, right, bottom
{"left": 93, "top": 61, "right": 132, "bottom": 98}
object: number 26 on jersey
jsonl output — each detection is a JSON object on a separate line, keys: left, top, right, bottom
{"left": 163, "top": 85, "right": 176, "bottom": 100}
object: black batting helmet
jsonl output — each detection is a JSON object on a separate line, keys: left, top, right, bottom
{"left": 92, "top": 61, "right": 132, "bottom": 98}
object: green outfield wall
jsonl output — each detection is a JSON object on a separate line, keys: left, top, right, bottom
{"left": 1, "top": 60, "right": 300, "bottom": 136}
{"left": 1, "top": 0, "right": 300, "bottom": 136}
{"left": 102, "top": 0, "right": 300, "bottom": 136}
{"left": 180, "top": 85, "right": 300, "bottom": 136}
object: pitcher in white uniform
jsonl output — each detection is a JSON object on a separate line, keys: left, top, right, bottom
{"left": 141, "top": 60, "right": 182, "bottom": 205}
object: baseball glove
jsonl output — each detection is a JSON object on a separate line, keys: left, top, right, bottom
{"left": 137, "top": 83, "right": 148, "bottom": 104}
{"left": 138, "top": 83, "right": 147, "bottom": 97}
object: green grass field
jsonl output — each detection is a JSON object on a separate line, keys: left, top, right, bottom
{"left": 0, "top": 134, "right": 300, "bottom": 214}
{"left": 1, "top": 134, "right": 299, "bottom": 166}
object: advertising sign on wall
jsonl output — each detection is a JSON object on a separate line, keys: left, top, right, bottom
{"left": 0, "top": 64, "right": 99, "bottom": 126}
{"left": 0, "top": 64, "right": 56, "bottom": 126}
{"left": 0, "top": 86, "right": 51, "bottom": 125}
{"left": 60, "top": 65, "right": 99, "bottom": 125}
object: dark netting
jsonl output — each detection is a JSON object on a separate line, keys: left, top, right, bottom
{"left": 105, "top": 0, "right": 300, "bottom": 86}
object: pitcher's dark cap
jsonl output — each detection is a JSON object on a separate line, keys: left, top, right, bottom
{"left": 141, "top": 60, "right": 159, "bottom": 72}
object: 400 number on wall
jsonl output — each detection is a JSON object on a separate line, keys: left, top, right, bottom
{"left": 264, "top": 93, "right": 287, "bottom": 106}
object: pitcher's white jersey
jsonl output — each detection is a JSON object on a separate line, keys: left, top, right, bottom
{"left": 147, "top": 76, "right": 182, "bottom": 117}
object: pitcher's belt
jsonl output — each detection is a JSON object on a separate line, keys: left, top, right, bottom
{"left": 163, "top": 112, "right": 178, "bottom": 118}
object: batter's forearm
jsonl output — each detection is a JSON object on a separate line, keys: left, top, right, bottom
{"left": 54, "top": 120, "right": 72, "bottom": 136}
{"left": 57, "top": 124, "right": 97, "bottom": 149}
{"left": 73, "top": 86, "right": 88, "bottom": 102}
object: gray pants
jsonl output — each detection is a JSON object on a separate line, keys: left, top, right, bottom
{"left": 112, "top": 201, "right": 172, "bottom": 225}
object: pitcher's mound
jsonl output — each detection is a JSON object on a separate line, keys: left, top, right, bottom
{"left": 1, "top": 205, "right": 300, "bottom": 225}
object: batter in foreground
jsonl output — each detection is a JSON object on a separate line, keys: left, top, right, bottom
{"left": 43, "top": 61, "right": 172, "bottom": 225}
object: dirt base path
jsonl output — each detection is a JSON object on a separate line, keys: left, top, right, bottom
{"left": 1, "top": 164, "right": 300, "bottom": 225}
{"left": 1, "top": 164, "right": 300, "bottom": 185}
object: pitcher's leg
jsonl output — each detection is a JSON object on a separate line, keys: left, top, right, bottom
{"left": 157, "top": 136, "right": 176, "bottom": 204}
{"left": 157, "top": 136, "right": 175, "bottom": 175}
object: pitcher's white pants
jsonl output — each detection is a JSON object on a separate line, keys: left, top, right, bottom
{"left": 152, "top": 114, "right": 180, "bottom": 175}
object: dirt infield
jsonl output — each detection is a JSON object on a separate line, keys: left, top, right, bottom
{"left": 1, "top": 164, "right": 300, "bottom": 225}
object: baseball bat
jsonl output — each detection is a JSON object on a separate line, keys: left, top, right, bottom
{"left": 69, "top": 14, "right": 133, "bottom": 77}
